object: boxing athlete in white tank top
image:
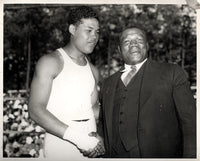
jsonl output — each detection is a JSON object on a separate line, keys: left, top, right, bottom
{"left": 43, "top": 48, "right": 98, "bottom": 159}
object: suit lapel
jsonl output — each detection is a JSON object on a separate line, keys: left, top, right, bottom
{"left": 139, "top": 60, "right": 162, "bottom": 108}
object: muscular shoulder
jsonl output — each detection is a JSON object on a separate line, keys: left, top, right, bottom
{"left": 35, "top": 50, "right": 64, "bottom": 79}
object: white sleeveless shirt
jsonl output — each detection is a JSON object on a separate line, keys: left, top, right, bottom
{"left": 43, "top": 48, "right": 97, "bottom": 159}
{"left": 46, "top": 48, "right": 95, "bottom": 124}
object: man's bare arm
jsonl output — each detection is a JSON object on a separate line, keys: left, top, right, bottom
{"left": 28, "top": 54, "right": 67, "bottom": 138}
{"left": 87, "top": 63, "right": 105, "bottom": 157}
{"left": 90, "top": 63, "right": 101, "bottom": 122}
{"left": 29, "top": 54, "right": 100, "bottom": 152}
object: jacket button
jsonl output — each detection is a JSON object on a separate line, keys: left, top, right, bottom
{"left": 119, "top": 121, "right": 123, "bottom": 124}
{"left": 120, "top": 112, "right": 123, "bottom": 115}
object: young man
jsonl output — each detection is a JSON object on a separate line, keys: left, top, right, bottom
{"left": 28, "top": 6, "right": 105, "bottom": 159}
{"left": 98, "top": 27, "right": 196, "bottom": 158}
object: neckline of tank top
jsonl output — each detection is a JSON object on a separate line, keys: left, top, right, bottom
{"left": 59, "top": 48, "right": 89, "bottom": 67}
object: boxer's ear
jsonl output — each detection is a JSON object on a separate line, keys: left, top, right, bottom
{"left": 69, "top": 24, "right": 76, "bottom": 35}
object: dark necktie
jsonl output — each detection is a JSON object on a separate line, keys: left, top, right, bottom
{"left": 122, "top": 65, "right": 137, "bottom": 86}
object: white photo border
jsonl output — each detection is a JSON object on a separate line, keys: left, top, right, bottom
{"left": 0, "top": 0, "right": 199, "bottom": 161}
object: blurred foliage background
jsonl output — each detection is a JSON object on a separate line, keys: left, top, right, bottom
{"left": 4, "top": 4, "right": 197, "bottom": 90}
{"left": 3, "top": 4, "right": 196, "bottom": 157}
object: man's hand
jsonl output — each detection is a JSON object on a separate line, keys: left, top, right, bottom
{"left": 63, "top": 127, "right": 99, "bottom": 151}
{"left": 80, "top": 132, "right": 105, "bottom": 158}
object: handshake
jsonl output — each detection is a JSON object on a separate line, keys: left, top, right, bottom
{"left": 63, "top": 126, "right": 105, "bottom": 158}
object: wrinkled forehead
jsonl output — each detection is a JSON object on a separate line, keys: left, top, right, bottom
{"left": 120, "top": 28, "right": 147, "bottom": 41}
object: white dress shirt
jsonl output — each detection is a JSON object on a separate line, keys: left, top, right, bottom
{"left": 121, "top": 58, "right": 147, "bottom": 81}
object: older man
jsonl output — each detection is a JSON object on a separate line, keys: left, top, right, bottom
{"left": 98, "top": 27, "right": 196, "bottom": 158}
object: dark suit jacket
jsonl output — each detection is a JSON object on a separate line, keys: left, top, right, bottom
{"left": 98, "top": 60, "right": 196, "bottom": 158}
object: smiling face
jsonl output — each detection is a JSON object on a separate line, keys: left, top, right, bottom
{"left": 71, "top": 18, "right": 100, "bottom": 54}
{"left": 119, "top": 28, "right": 149, "bottom": 65}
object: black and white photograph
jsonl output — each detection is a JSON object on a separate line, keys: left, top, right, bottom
{"left": 1, "top": 0, "right": 199, "bottom": 160}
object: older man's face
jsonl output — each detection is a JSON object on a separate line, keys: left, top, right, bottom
{"left": 119, "top": 28, "right": 148, "bottom": 65}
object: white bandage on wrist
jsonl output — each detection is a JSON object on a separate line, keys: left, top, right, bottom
{"left": 63, "top": 126, "right": 99, "bottom": 151}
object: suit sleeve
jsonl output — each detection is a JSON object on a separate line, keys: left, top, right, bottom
{"left": 172, "top": 65, "right": 196, "bottom": 158}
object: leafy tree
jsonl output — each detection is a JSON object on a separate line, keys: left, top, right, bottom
{"left": 3, "top": 4, "right": 196, "bottom": 91}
